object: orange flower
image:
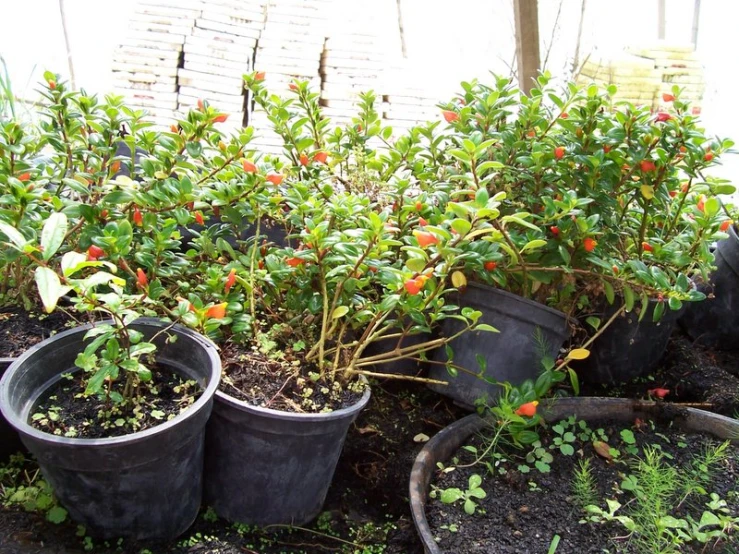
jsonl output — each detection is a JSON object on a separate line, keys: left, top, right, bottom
{"left": 110, "top": 161, "right": 121, "bottom": 174}
{"left": 515, "top": 400, "right": 538, "bottom": 417}
{"left": 404, "top": 277, "right": 425, "bottom": 295}
{"left": 554, "top": 146, "right": 565, "bottom": 160}
{"left": 583, "top": 238, "right": 597, "bottom": 252}
{"left": 206, "top": 302, "right": 227, "bottom": 319}
{"left": 254, "top": 71, "right": 265, "bottom": 81}
{"left": 662, "top": 93, "right": 675, "bottom": 102}
{"left": 720, "top": 220, "right": 733, "bottom": 232}
{"left": 704, "top": 151, "right": 714, "bottom": 162}
{"left": 560, "top": 112, "right": 569, "bottom": 119}
{"left": 224, "top": 268, "right": 237, "bottom": 293}
{"left": 133, "top": 207, "right": 143, "bottom": 226}
{"left": 170, "top": 124, "right": 179, "bottom": 133}
{"left": 17, "top": 172, "right": 31, "bottom": 182}
{"left": 640, "top": 160, "right": 656, "bottom": 172}
{"left": 642, "top": 242, "right": 654, "bottom": 252}
{"left": 266, "top": 173, "right": 284, "bottom": 185}
{"left": 242, "top": 159, "right": 258, "bottom": 173}
{"left": 418, "top": 217, "right": 428, "bottom": 226}
{"left": 136, "top": 268, "right": 148, "bottom": 288}
{"left": 442, "top": 110, "right": 459, "bottom": 123}
{"left": 289, "top": 82, "right": 298, "bottom": 91}
{"left": 197, "top": 99, "right": 205, "bottom": 111}
{"left": 195, "top": 211, "right": 205, "bottom": 225}
{"left": 413, "top": 230, "right": 440, "bottom": 248}
{"left": 286, "top": 256, "right": 304, "bottom": 267}
{"left": 648, "top": 387, "right": 669, "bottom": 399}
{"left": 48, "top": 80, "right": 57, "bottom": 90}
{"left": 603, "top": 145, "right": 611, "bottom": 153}
{"left": 213, "top": 113, "right": 229, "bottom": 123}
{"left": 299, "top": 153, "right": 309, "bottom": 166}
{"left": 697, "top": 195, "right": 705, "bottom": 213}
{"left": 484, "top": 261, "right": 497, "bottom": 271}
{"left": 313, "top": 151, "right": 328, "bottom": 164}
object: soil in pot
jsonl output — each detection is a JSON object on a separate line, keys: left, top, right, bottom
{"left": 426, "top": 416, "right": 739, "bottom": 553}
{"left": 30, "top": 364, "right": 202, "bottom": 439}
{"left": 0, "top": 308, "right": 75, "bottom": 358}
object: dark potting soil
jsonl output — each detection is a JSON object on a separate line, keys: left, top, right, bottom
{"left": 426, "top": 417, "right": 739, "bottom": 554}
{"left": 218, "top": 340, "right": 364, "bottom": 413}
{"left": 0, "top": 381, "right": 464, "bottom": 554}
{"left": 581, "top": 329, "right": 739, "bottom": 417}
{"left": 0, "top": 308, "right": 77, "bottom": 358}
{"left": 29, "top": 365, "right": 202, "bottom": 439}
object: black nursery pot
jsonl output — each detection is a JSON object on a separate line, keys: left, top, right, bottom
{"left": 362, "top": 330, "right": 433, "bottom": 376}
{"left": 0, "top": 319, "right": 221, "bottom": 541}
{"left": 204, "top": 383, "right": 371, "bottom": 525}
{"left": 428, "top": 283, "right": 569, "bottom": 409}
{"left": 0, "top": 358, "right": 24, "bottom": 462}
{"left": 680, "top": 224, "right": 739, "bottom": 349}
{"left": 575, "top": 300, "right": 682, "bottom": 385}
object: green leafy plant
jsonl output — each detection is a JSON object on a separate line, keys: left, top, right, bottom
{"left": 571, "top": 458, "right": 598, "bottom": 509}
{"left": 433, "top": 473, "right": 487, "bottom": 515}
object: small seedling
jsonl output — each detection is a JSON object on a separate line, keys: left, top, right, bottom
{"left": 434, "top": 474, "right": 487, "bottom": 515}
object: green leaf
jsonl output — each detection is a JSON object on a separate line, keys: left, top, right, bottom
{"left": 40, "top": 212, "right": 68, "bottom": 261}
{"left": 603, "top": 281, "right": 615, "bottom": 304}
{"left": 34, "top": 267, "right": 71, "bottom": 313}
{"left": 568, "top": 368, "right": 580, "bottom": 395}
{"left": 185, "top": 141, "right": 203, "bottom": 157}
{"left": 623, "top": 285, "right": 635, "bottom": 312}
{"left": 46, "top": 506, "right": 68, "bottom": 524}
{"left": 474, "top": 323, "right": 499, "bottom": 333}
{"left": 451, "top": 218, "right": 472, "bottom": 236}
{"left": 440, "top": 488, "right": 464, "bottom": 504}
{"left": 652, "top": 301, "right": 665, "bottom": 322}
{"left": 468, "top": 474, "right": 482, "bottom": 489}
{"left": 668, "top": 297, "right": 682, "bottom": 311}
{"left": 521, "top": 239, "right": 547, "bottom": 253}
{"left": 332, "top": 306, "right": 349, "bottom": 319}
{"left": 0, "top": 221, "right": 27, "bottom": 249}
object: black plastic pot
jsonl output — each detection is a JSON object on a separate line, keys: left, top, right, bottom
{"left": 362, "top": 331, "right": 432, "bottom": 376}
{"left": 0, "top": 319, "right": 221, "bottom": 540}
{"left": 680, "top": 224, "right": 739, "bottom": 349}
{"left": 575, "top": 300, "right": 682, "bottom": 385}
{"left": 428, "top": 283, "right": 569, "bottom": 409}
{"left": 410, "top": 397, "right": 739, "bottom": 554}
{"left": 0, "top": 358, "right": 24, "bottom": 461}
{"left": 204, "top": 383, "right": 371, "bottom": 525}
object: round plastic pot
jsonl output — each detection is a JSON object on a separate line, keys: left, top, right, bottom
{"left": 204, "top": 383, "right": 371, "bottom": 525}
{"left": 680, "top": 224, "right": 739, "bottom": 349}
{"left": 0, "top": 319, "right": 221, "bottom": 541}
{"left": 410, "top": 397, "right": 739, "bottom": 554}
{"left": 362, "top": 330, "right": 432, "bottom": 376}
{"left": 575, "top": 301, "right": 682, "bottom": 385}
{"left": 428, "top": 283, "right": 569, "bottom": 409}
{"left": 0, "top": 358, "right": 24, "bottom": 461}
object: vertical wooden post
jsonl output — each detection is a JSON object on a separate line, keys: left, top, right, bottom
{"left": 657, "top": 0, "right": 666, "bottom": 39}
{"left": 513, "top": 0, "right": 541, "bottom": 95}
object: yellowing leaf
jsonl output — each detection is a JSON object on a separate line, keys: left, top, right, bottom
{"left": 593, "top": 440, "right": 613, "bottom": 460}
{"left": 640, "top": 185, "right": 654, "bottom": 200}
{"left": 566, "top": 348, "right": 590, "bottom": 360}
{"left": 451, "top": 271, "right": 467, "bottom": 288}
{"left": 331, "top": 306, "right": 349, "bottom": 319}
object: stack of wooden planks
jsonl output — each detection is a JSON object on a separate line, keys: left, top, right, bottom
{"left": 112, "top": 0, "right": 202, "bottom": 127}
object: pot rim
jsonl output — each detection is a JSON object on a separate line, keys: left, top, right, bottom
{"left": 0, "top": 317, "right": 221, "bottom": 447}
{"left": 214, "top": 375, "right": 371, "bottom": 423}
{"left": 410, "top": 397, "right": 739, "bottom": 554}
{"left": 465, "top": 281, "right": 569, "bottom": 320}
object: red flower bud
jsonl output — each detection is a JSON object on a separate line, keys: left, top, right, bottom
{"left": 669, "top": 190, "right": 677, "bottom": 198}
{"left": 442, "top": 110, "right": 459, "bottom": 123}
{"left": 313, "top": 151, "right": 328, "bottom": 164}
{"left": 642, "top": 242, "right": 654, "bottom": 252}
{"left": 213, "top": 113, "right": 229, "bottom": 123}
{"left": 655, "top": 112, "right": 673, "bottom": 123}
{"left": 224, "top": 268, "right": 237, "bottom": 293}
{"left": 100, "top": 209, "right": 109, "bottom": 220}
{"left": 603, "top": 145, "right": 611, "bottom": 153}
{"left": 136, "top": 268, "right": 148, "bottom": 288}
{"left": 550, "top": 226, "right": 560, "bottom": 236}
{"left": 286, "top": 256, "right": 304, "bottom": 267}
{"left": 48, "top": 80, "right": 57, "bottom": 90}
{"left": 583, "top": 238, "right": 597, "bottom": 252}
{"left": 170, "top": 124, "right": 179, "bottom": 133}
{"left": 662, "top": 93, "right": 675, "bottom": 102}
{"left": 418, "top": 217, "right": 428, "bottom": 226}
{"left": 704, "top": 151, "right": 714, "bottom": 162}
{"left": 415, "top": 200, "right": 423, "bottom": 211}
{"left": 299, "top": 154, "right": 309, "bottom": 166}
{"left": 697, "top": 196, "right": 705, "bottom": 213}
{"left": 254, "top": 71, "right": 265, "bottom": 81}
{"left": 133, "top": 207, "right": 143, "bottom": 226}
{"left": 242, "top": 159, "right": 258, "bottom": 173}
{"left": 560, "top": 112, "right": 569, "bottom": 119}
{"left": 612, "top": 265, "right": 619, "bottom": 274}
{"left": 515, "top": 400, "right": 538, "bottom": 417}
{"left": 484, "top": 261, "right": 497, "bottom": 271}
{"left": 720, "top": 220, "right": 733, "bottom": 232}
{"left": 413, "top": 230, "right": 440, "bottom": 248}
{"left": 195, "top": 211, "right": 205, "bottom": 225}
{"left": 206, "top": 302, "right": 227, "bottom": 319}
{"left": 404, "top": 277, "right": 425, "bottom": 295}
{"left": 86, "top": 245, "right": 105, "bottom": 261}
{"left": 17, "top": 172, "right": 31, "bottom": 182}
{"left": 110, "top": 161, "right": 121, "bottom": 174}
{"left": 640, "top": 160, "right": 656, "bottom": 172}
{"left": 648, "top": 387, "right": 669, "bottom": 399}
{"left": 197, "top": 99, "right": 205, "bottom": 111}
{"left": 289, "top": 82, "right": 298, "bottom": 91}
{"left": 554, "top": 146, "right": 565, "bottom": 160}
{"left": 266, "top": 173, "right": 284, "bottom": 185}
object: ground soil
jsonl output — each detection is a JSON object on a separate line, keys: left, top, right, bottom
{"left": 426, "top": 418, "right": 739, "bottom": 554}
{"left": 0, "top": 308, "right": 77, "bottom": 358}
{"left": 581, "top": 329, "right": 739, "bottom": 417}
{"left": 1, "top": 380, "right": 464, "bottom": 554}
{"left": 30, "top": 366, "right": 203, "bottom": 439}
{"left": 1, "top": 324, "right": 738, "bottom": 553}
{"left": 218, "top": 339, "right": 364, "bottom": 413}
